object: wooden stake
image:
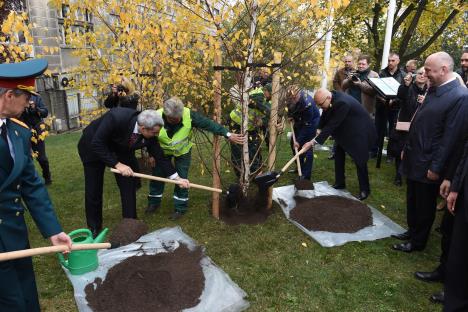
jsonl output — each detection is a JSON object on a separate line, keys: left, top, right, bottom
{"left": 212, "top": 48, "right": 223, "bottom": 219}
{"left": 267, "top": 52, "right": 282, "bottom": 210}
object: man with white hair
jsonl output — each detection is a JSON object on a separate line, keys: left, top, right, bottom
{"left": 78, "top": 107, "right": 189, "bottom": 237}
{"left": 147, "top": 96, "right": 245, "bottom": 220}
{"left": 392, "top": 52, "right": 468, "bottom": 253}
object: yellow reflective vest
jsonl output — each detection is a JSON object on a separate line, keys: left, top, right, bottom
{"left": 157, "top": 107, "right": 192, "bottom": 156}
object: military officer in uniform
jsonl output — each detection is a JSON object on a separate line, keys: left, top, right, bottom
{"left": 0, "top": 59, "right": 72, "bottom": 312}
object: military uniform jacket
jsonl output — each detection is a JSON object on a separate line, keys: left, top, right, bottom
{"left": 0, "top": 119, "right": 62, "bottom": 252}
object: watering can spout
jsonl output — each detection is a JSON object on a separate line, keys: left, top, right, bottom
{"left": 93, "top": 228, "right": 109, "bottom": 244}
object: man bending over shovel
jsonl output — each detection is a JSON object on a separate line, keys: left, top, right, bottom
{"left": 303, "top": 88, "right": 376, "bottom": 200}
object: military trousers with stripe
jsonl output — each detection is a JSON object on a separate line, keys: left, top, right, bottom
{"left": 148, "top": 150, "right": 191, "bottom": 213}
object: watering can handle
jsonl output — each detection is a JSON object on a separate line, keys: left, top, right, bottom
{"left": 0, "top": 243, "right": 112, "bottom": 262}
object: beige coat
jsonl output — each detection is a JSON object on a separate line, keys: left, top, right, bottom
{"left": 342, "top": 70, "right": 379, "bottom": 115}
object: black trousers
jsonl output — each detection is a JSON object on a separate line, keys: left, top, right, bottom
{"left": 406, "top": 179, "right": 439, "bottom": 248}
{"left": 334, "top": 144, "right": 370, "bottom": 193}
{"left": 437, "top": 209, "right": 455, "bottom": 277}
{"left": 444, "top": 192, "right": 468, "bottom": 312}
{"left": 83, "top": 161, "right": 137, "bottom": 231}
{"left": 31, "top": 140, "right": 51, "bottom": 182}
{"left": 0, "top": 237, "right": 40, "bottom": 312}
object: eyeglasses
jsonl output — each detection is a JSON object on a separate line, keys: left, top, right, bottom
{"left": 316, "top": 97, "right": 328, "bottom": 108}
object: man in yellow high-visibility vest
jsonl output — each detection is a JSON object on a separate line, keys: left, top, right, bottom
{"left": 147, "top": 97, "right": 245, "bottom": 220}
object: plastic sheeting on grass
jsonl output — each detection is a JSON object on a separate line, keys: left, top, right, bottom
{"left": 272, "top": 181, "right": 405, "bottom": 247}
{"left": 63, "top": 226, "right": 249, "bottom": 312}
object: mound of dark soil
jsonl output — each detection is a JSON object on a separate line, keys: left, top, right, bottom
{"left": 290, "top": 195, "right": 373, "bottom": 233}
{"left": 109, "top": 218, "right": 148, "bottom": 246}
{"left": 294, "top": 179, "right": 314, "bottom": 190}
{"left": 85, "top": 244, "right": 205, "bottom": 312}
{"left": 220, "top": 188, "right": 273, "bottom": 225}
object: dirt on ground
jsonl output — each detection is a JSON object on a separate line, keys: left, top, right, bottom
{"left": 294, "top": 179, "right": 314, "bottom": 190}
{"left": 85, "top": 244, "right": 205, "bottom": 312}
{"left": 220, "top": 187, "right": 273, "bottom": 225}
{"left": 290, "top": 195, "right": 373, "bottom": 233}
{"left": 109, "top": 218, "right": 148, "bottom": 246}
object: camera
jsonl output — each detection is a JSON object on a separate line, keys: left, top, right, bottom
{"left": 411, "top": 73, "right": 417, "bottom": 79}
{"left": 117, "top": 84, "right": 127, "bottom": 93}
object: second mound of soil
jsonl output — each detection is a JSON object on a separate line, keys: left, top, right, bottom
{"left": 85, "top": 244, "right": 205, "bottom": 312}
{"left": 109, "top": 218, "right": 148, "bottom": 246}
{"left": 290, "top": 195, "right": 373, "bottom": 233}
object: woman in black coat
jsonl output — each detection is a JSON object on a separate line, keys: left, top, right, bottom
{"left": 104, "top": 76, "right": 140, "bottom": 110}
{"left": 388, "top": 68, "right": 428, "bottom": 186}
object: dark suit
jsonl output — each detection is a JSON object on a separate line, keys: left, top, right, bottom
{"left": 445, "top": 138, "right": 468, "bottom": 312}
{"left": 315, "top": 91, "right": 377, "bottom": 193}
{"left": 0, "top": 119, "right": 63, "bottom": 312}
{"left": 401, "top": 80, "right": 468, "bottom": 249}
{"left": 77, "top": 108, "right": 175, "bottom": 232}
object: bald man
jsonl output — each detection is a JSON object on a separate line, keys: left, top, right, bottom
{"left": 392, "top": 52, "right": 468, "bottom": 253}
{"left": 303, "top": 88, "right": 376, "bottom": 200}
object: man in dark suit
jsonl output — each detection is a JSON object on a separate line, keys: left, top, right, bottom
{"left": 393, "top": 52, "right": 468, "bottom": 253}
{"left": 445, "top": 138, "right": 468, "bottom": 311}
{"left": 0, "top": 59, "right": 72, "bottom": 312}
{"left": 303, "top": 88, "right": 377, "bottom": 200}
{"left": 78, "top": 108, "right": 189, "bottom": 237}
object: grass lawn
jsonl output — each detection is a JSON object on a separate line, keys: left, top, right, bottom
{"left": 26, "top": 131, "right": 445, "bottom": 311}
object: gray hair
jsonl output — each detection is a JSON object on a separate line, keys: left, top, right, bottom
{"left": 137, "top": 109, "right": 164, "bottom": 128}
{"left": 163, "top": 96, "right": 184, "bottom": 118}
{"left": 0, "top": 87, "right": 26, "bottom": 96}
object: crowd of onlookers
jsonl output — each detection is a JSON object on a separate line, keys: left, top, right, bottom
{"left": 331, "top": 49, "right": 468, "bottom": 310}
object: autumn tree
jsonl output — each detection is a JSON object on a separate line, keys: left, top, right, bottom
{"left": 333, "top": 0, "right": 466, "bottom": 69}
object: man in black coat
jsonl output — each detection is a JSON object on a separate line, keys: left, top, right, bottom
{"left": 78, "top": 108, "right": 189, "bottom": 237}
{"left": 393, "top": 52, "right": 468, "bottom": 253}
{"left": 303, "top": 88, "right": 376, "bottom": 200}
{"left": 444, "top": 137, "right": 468, "bottom": 311}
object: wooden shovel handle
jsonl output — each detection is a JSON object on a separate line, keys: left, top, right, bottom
{"left": 280, "top": 147, "right": 307, "bottom": 174}
{"left": 0, "top": 243, "right": 111, "bottom": 262}
{"left": 110, "top": 168, "right": 222, "bottom": 193}
{"left": 290, "top": 121, "right": 303, "bottom": 177}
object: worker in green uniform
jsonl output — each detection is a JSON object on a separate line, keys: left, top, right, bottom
{"left": 147, "top": 96, "right": 245, "bottom": 220}
{"left": 229, "top": 86, "right": 270, "bottom": 177}
{"left": 0, "top": 59, "right": 72, "bottom": 312}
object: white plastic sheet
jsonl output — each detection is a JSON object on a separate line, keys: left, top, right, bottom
{"left": 63, "top": 226, "right": 249, "bottom": 312}
{"left": 272, "top": 181, "right": 405, "bottom": 247}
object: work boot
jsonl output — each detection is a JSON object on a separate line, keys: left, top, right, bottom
{"left": 169, "top": 211, "right": 185, "bottom": 221}
{"left": 145, "top": 204, "right": 160, "bottom": 214}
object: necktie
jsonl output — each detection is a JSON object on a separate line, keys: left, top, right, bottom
{"left": 1, "top": 122, "right": 8, "bottom": 144}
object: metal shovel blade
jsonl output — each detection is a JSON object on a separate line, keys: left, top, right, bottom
{"left": 254, "top": 171, "right": 280, "bottom": 188}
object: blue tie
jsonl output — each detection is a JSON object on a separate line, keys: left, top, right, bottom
{"left": 1, "top": 122, "right": 8, "bottom": 144}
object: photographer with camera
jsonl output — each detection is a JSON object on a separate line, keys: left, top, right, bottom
{"left": 104, "top": 76, "right": 140, "bottom": 110}
{"left": 20, "top": 94, "right": 52, "bottom": 185}
{"left": 342, "top": 54, "right": 379, "bottom": 116}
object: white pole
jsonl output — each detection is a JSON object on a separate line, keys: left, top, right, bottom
{"left": 381, "top": 0, "right": 396, "bottom": 69}
{"left": 321, "top": 8, "right": 334, "bottom": 89}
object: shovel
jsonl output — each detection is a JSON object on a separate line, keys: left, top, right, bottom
{"left": 290, "top": 122, "right": 303, "bottom": 180}
{"left": 254, "top": 146, "right": 308, "bottom": 189}
{"left": 110, "top": 168, "right": 222, "bottom": 193}
{"left": 0, "top": 242, "right": 119, "bottom": 262}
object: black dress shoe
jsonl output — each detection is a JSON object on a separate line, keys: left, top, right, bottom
{"left": 430, "top": 291, "right": 444, "bottom": 304}
{"left": 393, "top": 177, "right": 402, "bottom": 186}
{"left": 145, "top": 204, "right": 160, "bottom": 214}
{"left": 391, "top": 231, "right": 410, "bottom": 240}
{"left": 357, "top": 191, "right": 369, "bottom": 201}
{"left": 414, "top": 270, "right": 443, "bottom": 283}
{"left": 332, "top": 183, "right": 346, "bottom": 189}
{"left": 392, "top": 242, "right": 423, "bottom": 253}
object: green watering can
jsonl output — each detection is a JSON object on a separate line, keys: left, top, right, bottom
{"left": 58, "top": 228, "right": 109, "bottom": 275}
